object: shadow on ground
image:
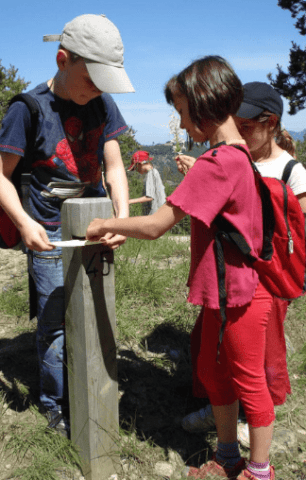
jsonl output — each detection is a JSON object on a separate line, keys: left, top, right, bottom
{"left": 0, "top": 321, "right": 40, "bottom": 411}
{"left": 0, "top": 319, "right": 215, "bottom": 468}
{"left": 117, "top": 323, "right": 214, "bottom": 467}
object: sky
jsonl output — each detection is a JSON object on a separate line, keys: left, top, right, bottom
{"left": 1, "top": 0, "right": 306, "bottom": 145}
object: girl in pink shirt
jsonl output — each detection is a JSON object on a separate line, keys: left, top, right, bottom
{"left": 86, "top": 56, "right": 275, "bottom": 480}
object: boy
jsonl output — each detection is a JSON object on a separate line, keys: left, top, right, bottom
{"left": 128, "top": 150, "right": 166, "bottom": 215}
{"left": 0, "top": 14, "right": 134, "bottom": 436}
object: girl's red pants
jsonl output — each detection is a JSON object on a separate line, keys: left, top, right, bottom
{"left": 191, "top": 282, "right": 289, "bottom": 428}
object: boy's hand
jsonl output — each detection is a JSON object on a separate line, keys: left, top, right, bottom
{"left": 20, "top": 218, "right": 54, "bottom": 252}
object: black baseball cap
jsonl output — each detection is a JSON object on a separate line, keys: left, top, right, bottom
{"left": 236, "top": 82, "right": 283, "bottom": 119}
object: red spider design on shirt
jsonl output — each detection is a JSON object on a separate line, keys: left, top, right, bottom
{"left": 33, "top": 117, "right": 105, "bottom": 185}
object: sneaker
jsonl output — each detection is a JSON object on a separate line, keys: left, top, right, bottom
{"left": 46, "top": 409, "right": 70, "bottom": 438}
{"left": 237, "top": 422, "right": 250, "bottom": 449}
{"left": 182, "top": 405, "right": 215, "bottom": 433}
{"left": 186, "top": 457, "right": 246, "bottom": 479}
{"left": 237, "top": 465, "right": 275, "bottom": 480}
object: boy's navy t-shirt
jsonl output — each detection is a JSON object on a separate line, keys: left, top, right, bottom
{"left": 0, "top": 83, "right": 128, "bottom": 225}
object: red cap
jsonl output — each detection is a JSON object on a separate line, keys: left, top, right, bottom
{"left": 127, "top": 150, "right": 153, "bottom": 171}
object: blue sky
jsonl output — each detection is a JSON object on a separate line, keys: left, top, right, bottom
{"left": 1, "top": 0, "right": 305, "bottom": 145}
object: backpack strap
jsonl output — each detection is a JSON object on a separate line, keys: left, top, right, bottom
{"left": 214, "top": 144, "right": 257, "bottom": 361}
{"left": 281, "top": 159, "right": 298, "bottom": 184}
{"left": 8, "top": 93, "right": 40, "bottom": 188}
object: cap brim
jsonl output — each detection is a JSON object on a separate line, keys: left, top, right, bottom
{"left": 236, "top": 102, "right": 264, "bottom": 119}
{"left": 85, "top": 60, "right": 135, "bottom": 93}
{"left": 127, "top": 163, "right": 137, "bottom": 171}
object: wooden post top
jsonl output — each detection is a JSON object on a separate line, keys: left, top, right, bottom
{"left": 61, "top": 198, "right": 112, "bottom": 239}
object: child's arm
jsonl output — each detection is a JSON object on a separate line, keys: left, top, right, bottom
{"left": 0, "top": 152, "right": 54, "bottom": 251}
{"left": 86, "top": 201, "right": 186, "bottom": 243}
{"left": 297, "top": 192, "right": 306, "bottom": 214}
{"left": 129, "top": 196, "right": 152, "bottom": 205}
{"left": 103, "top": 139, "right": 129, "bottom": 249}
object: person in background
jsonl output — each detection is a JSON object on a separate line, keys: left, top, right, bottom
{"left": 0, "top": 13, "right": 134, "bottom": 437}
{"left": 87, "top": 55, "right": 277, "bottom": 480}
{"left": 128, "top": 150, "right": 166, "bottom": 215}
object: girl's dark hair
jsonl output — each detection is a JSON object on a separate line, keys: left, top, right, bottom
{"left": 255, "top": 112, "right": 296, "bottom": 157}
{"left": 164, "top": 56, "right": 243, "bottom": 128}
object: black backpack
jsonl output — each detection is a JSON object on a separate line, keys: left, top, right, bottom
{"left": 0, "top": 93, "right": 40, "bottom": 249}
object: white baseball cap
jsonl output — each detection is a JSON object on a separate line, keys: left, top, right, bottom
{"left": 43, "top": 14, "right": 135, "bottom": 94}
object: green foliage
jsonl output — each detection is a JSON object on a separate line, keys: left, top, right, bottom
{"left": 269, "top": 1, "right": 306, "bottom": 114}
{"left": 128, "top": 170, "right": 145, "bottom": 217}
{"left": 295, "top": 133, "right": 306, "bottom": 166}
{"left": 114, "top": 235, "right": 193, "bottom": 342}
{"left": 0, "top": 59, "right": 30, "bottom": 126}
{"left": 1, "top": 237, "right": 306, "bottom": 479}
{"left": 118, "top": 127, "right": 142, "bottom": 170}
{"left": 277, "top": 0, "right": 306, "bottom": 36}
{"left": 5, "top": 423, "right": 82, "bottom": 480}
{"left": 0, "top": 276, "right": 29, "bottom": 317}
{"left": 115, "top": 236, "right": 189, "bottom": 309}
{"left": 297, "top": 342, "right": 306, "bottom": 373}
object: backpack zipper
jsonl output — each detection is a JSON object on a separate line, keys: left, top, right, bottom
{"left": 281, "top": 182, "right": 294, "bottom": 254}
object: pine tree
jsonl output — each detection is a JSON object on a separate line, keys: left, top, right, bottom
{"left": 117, "top": 127, "right": 144, "bottom": 216}
{"left": 296, "top": 133, "right": 306, "bottom": 166}
{"left": 268, "top": 1, "right": 306, "bottom": 114}
{"left": 0, "top": 60, "right": 30, "bottom": 126}
{"left": 117, "top": 127, "right": 141, "bottom": 169}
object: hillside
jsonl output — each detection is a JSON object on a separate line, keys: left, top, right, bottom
{"left": 141, "top": 143, "right": 208, "bottom": 183}
{"left": 289, "top": 129, "right": 306, "bottom": 142}
{"left": 141, "top": 129, "right": 306, "bottom": 183}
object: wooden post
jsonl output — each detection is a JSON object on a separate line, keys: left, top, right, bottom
{"left": 61, "top": 198, "right": 118, "bottom": 480}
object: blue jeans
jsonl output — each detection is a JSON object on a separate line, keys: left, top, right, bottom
{"left": 28, "top": 226, "right": 68, "bottom": 413}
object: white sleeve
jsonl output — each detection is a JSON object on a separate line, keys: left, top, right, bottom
{"left": 288, "top": 162, "right": 306, "bottom": 195}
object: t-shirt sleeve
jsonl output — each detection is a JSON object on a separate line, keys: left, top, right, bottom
{"left": 167, "top": 153, "right": 234, "bottom": 227}
{"left": 288, "top": 162, "right": 306, "bottom": 196}
{"left": 0, "top": 101, "right": 32, "bottom": 157}
{"left": 101, "top": 93, "right": 128, "bottom": 141}
{"left": 145, "top": 170, "right": 154, "bottom": 199}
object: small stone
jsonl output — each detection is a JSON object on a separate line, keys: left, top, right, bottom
{"left": 285, "top": 334, "right": 295, "bottom": 354}
{"left": 168, "top": 449, "right": 185, "bottom": 468}
{"left": 270, "top": 428, "right": 298, "bottom": 460}
{"left": 154, "top": 461, "right": 174, "bottom": 478}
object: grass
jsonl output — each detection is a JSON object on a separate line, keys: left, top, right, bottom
{"left": 0, "top": 276, "right": 29, "bottom": 318}
{"left": 0, "top": 235, "right": 305, "bottom": 479}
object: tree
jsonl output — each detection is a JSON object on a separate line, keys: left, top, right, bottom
{"left": 268, "top": 1, "right": 306, "bottom": 114}
{"left": 117, "top": 127, "right": 144, "bottom": 216}
{"left": 296, "top": 132, "right": 306, "bottom": 166}
{"left": 0, "top": 60, "right": 30, "bottom": 126}
{"left": 117, "top": 127, "right": 141, "bottom": 169}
